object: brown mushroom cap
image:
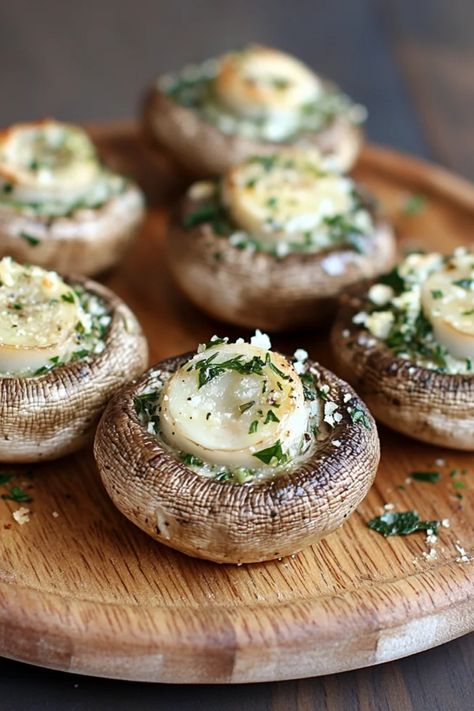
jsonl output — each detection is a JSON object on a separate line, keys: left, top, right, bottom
{"left": 166, "top": 198, "right": 396, "bottom": 332}
{"left": 94, "top": 355, "right": 380, "bottom": 564}
{"left": 0, "top": 277, "right": 148, "bottom": 462}
{"left": 142, "top": 87, "right": 363, "bottom": 178}
{"left": 0, "top": 183, "right": 145, "bottom": 276}
{"left": 331, "top": 288, "right": 474, "bottom": 450}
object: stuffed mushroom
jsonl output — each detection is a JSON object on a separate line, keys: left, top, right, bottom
{"left": 142, "top": 45, "right": 366, "bottom": 176}
{"left": 0, "top": 257, "right": 148, "bottom": 462}
{"left": 331, "top": 249, "right": 474, "bottom": 450}
{"left": 166, "top": 148, "right": 396, "bottom": 331}
{"left": 0, "top": 120, "right": 145, "bottom": 275}
{"left": 94, "top": 331, "right": 380, "bottom": 563}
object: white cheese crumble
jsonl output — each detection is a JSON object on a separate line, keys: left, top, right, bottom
{"left": 324, "top": 401, "right": 339, "bottom": 427}
{"left": 250, "top": 329, "right": 271, "bottom": 350}
{"left": 13, "top": 507, "right": 30, "bottom": 525}
{"left": 368, "top": 283, "right": 394, "bottom": 306}
{"left": 294, "top": 348, "right": 308, "bottom": 362}
{"left": 365, "top": 311, "right": 395, "bottom": 340}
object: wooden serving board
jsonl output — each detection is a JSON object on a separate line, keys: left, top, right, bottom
{"left": 1, "top": 124, "right": 474, "bottom": 684}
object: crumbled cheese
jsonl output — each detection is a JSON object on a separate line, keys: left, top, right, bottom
{"left": 52, "top": 511, "right": 59, "bottom": 518}
{"left": 368, "top": 283, "right": 394, "bottom": 306}
{"left": 293, "top": 360, "right": 306, "bottom": 375}
{"left": 321, "top": 254, "right": 345, "bottom": 276}
{"left": 250, "top": 330, "right": 271, "bottom": 350}
{"left": 343, "top": 393, "right": 352, "bottom": 403}
{"left": 324, "top": 401, "right": 339, "bottom": 427}
{"left": 342, "top": 329, "right": 350, "bottom": 339}
{"left": 383, "top": 503, "right": 395, "bottom": 511}
{"left": 441, "top": 518, "right": 450, "bottom": 528}
{"left": 332, "top": 439, "right": 342, "bottom": 448}
{"left": 352, "top": 311, "right": 368, "bottom": 325}
{"left": 365, "top": 311, "right": 395, "bottom": 339}
{"left": 294, "top": 348, "right": 308, "bottom": 362}
{"left": 423, "top": 548, "right": 438, "bottom": 561}
{"left": 13, "top": 507, "right": 30, "bottom": 525}
{"left": 187, "top": 180, "right": 215, "bottom": 201}
{"left": 455, "top": 543, "right": 471, "bottom": 563}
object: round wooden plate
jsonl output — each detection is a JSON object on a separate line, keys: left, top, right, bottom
{"left": 0, "top": 125, "right": 473, "bottom": 683}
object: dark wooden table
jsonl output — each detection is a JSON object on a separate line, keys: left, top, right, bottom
{"left": 1, "top": 0, "right": 474, "bottom": 708}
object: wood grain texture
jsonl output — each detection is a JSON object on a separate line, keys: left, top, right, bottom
{"left": 0, "top": 125, "right": 473, "bottom": 684}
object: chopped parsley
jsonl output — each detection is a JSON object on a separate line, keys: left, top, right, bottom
{"left": 453, "top": 278, "right": 472, "bottom": 289}
{"left": 402, "top": 194, "right": 426, "bottom": 217}
{"left": 431, "top": 290, "right": 443, "bottom": 300}
{"left": 194, "top": 351, "right": 284, "bottom": 389}
{"left": 264, "top": 410, "right": 280, "bottom": 424}
{"left": 348, "top": 407, "right": 371, "bottom": 429}
{"left": 61, "top": 292, "right": 75, "bottom": 303}
{"left": 134, "top": 391, "right": 158, "bottom": 421}
{"left": 378, "top": 267, "right": 405, "bottom": 294}
{"left": 411, "top": 471, "right": 441, "bottom": 483}
{"left": 368, "top": 511, "right": 440, "bottom": 537}
{"left": 254, "top": 439, "right": 287, "bottom": 465}
{"left": 19, "top": 231, "right": 41, "bottom": 247}
{"left": 239, "top": 401, "right": 255, "bottom": 414}
{"left": 181, "top": 453, "right": 204, "bottom": 467}
{"left": 249, "top": 420, "right": 259, "bottom": 434}
{"left": 1, "top": 485, "right": 33, "bottom": 503}
{"left": 0, "top": 473, "right": 13, "bottom": 485}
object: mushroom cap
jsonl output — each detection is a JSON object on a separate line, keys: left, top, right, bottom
{"left": 0, "top": 276, "right": 148, "bottom": 462}
{"left": 0, "top": 183, "right": 145, "bottom": 276}
{"left": 331, "top": 288, "right": 474, "bottom": 450}
{"left": 166, "top": 199, "right": 396, "bottom": 332}
{"left": 94, "top": 355, "right": 380, "bottom": 564}
{"left": 142, "top": 86, "right": 363, "bottom": 177}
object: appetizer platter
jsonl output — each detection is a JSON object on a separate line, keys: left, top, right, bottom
{"left": 0, "top": 119, "right": 474, "bottom": 684}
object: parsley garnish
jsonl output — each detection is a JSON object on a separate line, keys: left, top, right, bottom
{"left": 20, "top": 231, "right": 40, "bottom": 247}
{"left": 181, "top": 453, "right": 204, "bottom": 467}
{"left": 411, "top": 471, "right": 441, "bottom": 483}
{"left": 239, "top": 401, "right": 255, "bottom": 414}
{"left": 248, "top": 155, "right": 278, "bottom": 171}
{"left": 431, "top": 290, "right": 443, "bottom": 300}
{"left": 378, "top": 267, "right": 405, "bottom": 294}
{"left": 348, "top": 407, "right": 371, "bottom": 429}
{"left": 0, "top": 473, "right": 13, "bottom": 485}
{"left": 134, "top": 391, "right": 158, "bottom": 418}
{"left": 453, "top": 278, "right": 472, "bottom": 289}
{"left": 249, "top": 420, "right": 258, "bottom": 434}
{"left": 402, "top": 194, "right": 426, "bottom": 216}
{"left": 234, "top": 468, "right": 254, "bottom": 484}
{"left": 1, "top": 486, "right": 33, "bottom": 503}
{"left": 61, "top": 292, "right": 75, "bottom": 303}
{"left": 368, "top": 511, "right": 440, "bottom": 536}
{"left": 264, "top": 410, "right": 280, "bottom": 424}
{"left": 254, "top": 440, "right": 287, "bottom": 465}
{"left": 265, "top": 352, "right": 290, "bottom": 380}
{"left": 195, "top": 351, "right": 285, "bottom": 389}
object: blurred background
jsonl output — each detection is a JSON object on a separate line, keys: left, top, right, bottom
{"left": 1, "top": 0, "right": 473, "bottom": 176}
